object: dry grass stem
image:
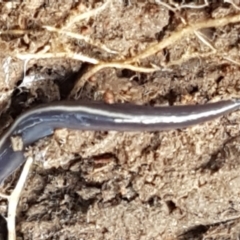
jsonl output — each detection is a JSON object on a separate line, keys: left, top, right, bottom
{"left": 194, "top": 30, "right": 216, "bottom": 52}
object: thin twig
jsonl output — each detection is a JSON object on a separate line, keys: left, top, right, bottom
{"left": 223, "top": 56, "right": 240, "bottom": 66}
{"left": 180, "top": 0, "right": 209, "bottom": 9}
{"left": 16, "top": 52, "right": 99, "bottom": 64}
{"left": 0, "top": 30, "right": 28, "bottom": 35}
{"left": 70, "top": 13, "right": 240, "bottom": 96}
{"left": 164, "top": 51, "right": 215, "bottom": 68}
{"left": 224, "top": 0, "right": 240, "bottom": 10}
{"left": 63, "top": 0, "right": 111, "bottom": 29}
{"left": 43, "top": 26, "right": 118, "bottom": 54}
{"left": 122, "top": 13, "right": 240, "bottom": 64}
{"left": 70, "top": 63, "right": 158, "bottom": 97}
{"left": 155, "top": 0, "right": 177, "bottom": 12}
